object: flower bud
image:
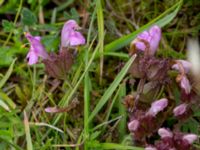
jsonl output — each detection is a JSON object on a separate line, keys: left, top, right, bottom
{"left": 148, "top": 98, "right": 168, "bottom": 116}
{"left": 183, "top": 134, "right": 197, "bottom": 144}
{"left": 158, "top": 128, "right": 173, "bottom": 139}
{"left": 173, "top": 103, "right": 187, "bottom": 117}
{"left": 172, "top": 60, "right": 192, "bottom": 74}
{"left": 128, "top": 119, "right": 139, "bottom": 132}
{"left": 180, "top": 76, "right": 191, "bottom": 94}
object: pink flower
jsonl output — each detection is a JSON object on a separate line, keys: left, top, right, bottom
{"left": 183, "top": 134, "right": 198, "bottom": 144}
{"left": 172, "top": 60, "right": 192, "bottom": 74}
{"left": 128, "top": 119, "right": 139, "bottom": 132}
{"left": 148, "top": 98, "right": 168, "bottom": 116}
{"left": 25, "top": 33, "right": 49, "bottom": 65}
{"left": 158, "top": 128, "right": 173, "bottom": 139}
{"left": 180, "top": 76, "right": 191, "bottom": 94}
{"left": 173, "top": 103, "right": 187, "bottom": 117}
{"left": 61, "top": 20, "right": 85, "bottom": 47}
{"left": 133, "top": 25, "right": 161, "bottom": 55}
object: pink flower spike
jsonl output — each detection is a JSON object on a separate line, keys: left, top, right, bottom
{"left": 173, "top": 103, "right": 187, "bottom": 117}
{"left": 128, "top": 119, "right": 139, "bottom": 132}
{"left": 172, "top": 60, "right": 192, "bottom": 74}
{"left": 134, "top": 25, "right": 161, "bottom": 55}
{"left": 148, "top": 98, "right": 168, "bottom": 116}
{"left": 25, "top": 33, "right": 49, "bottom": 65}
{"left": 183, "top": 134, "right": 198, "bottom": 144}
{"left": 61, "top": 20, "right": 85, "bottom": 48}
{"left": 180, "top": 76, "right": 191, "bottom": 94}
{"left": 158, "top": 128, "right": 173, "bottom": 139}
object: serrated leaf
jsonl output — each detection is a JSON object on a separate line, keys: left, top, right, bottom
{"left": 63, "top": 8, "right": 80, "bottom": 22}
{"left": 21, "top": 8, "right": 37, "bottom": 26}
{"left": 41, "top": 35, "right": 60, "bottom": 52}
{"left": 2, "top": 20, "right": 14, "bottom": 32}
{"left": 70, "top": 8, "right": 80, "bottom": 22}
{"left": 0, "top": 48, "right": 14, "bottom": 66}
{"left": 63, "top": 11, "right": 71, "bottom": 20}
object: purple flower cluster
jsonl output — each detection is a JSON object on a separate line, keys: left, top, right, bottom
{"left": 128, "top": 98, "right": 168, "bottom": 142}
{"left": 130, "top": 25, "right": 161, "bottom": 56}
{"left": 24, "top": 20, "right": 85, "bottom": 79}
{"left": 25, "top": 19, "right": 85, "bottom": 65}
{"left": 145, "top": 128, "right": 197, "bottom": 150}
{"left": 126, "top": 25, "right": 199, "bottom": 149}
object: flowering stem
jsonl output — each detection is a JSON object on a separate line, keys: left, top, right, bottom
{"left": 96, "top": 0, "right": 104, "bottom": 85}
{"left": 84, "top": 46, "right": 90, "bottom": 149}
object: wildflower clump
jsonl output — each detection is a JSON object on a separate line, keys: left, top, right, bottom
{"left": 25, "top": 20, "right": 85, "bottom": 79}
{"left": 125, "top": 25, "right": 199, "bottom": 149}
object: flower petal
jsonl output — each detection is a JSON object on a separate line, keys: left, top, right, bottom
{"left": 25, "top": 33, "right": 48, "bottom": 63}
{"left": 26, "top": 50, "right": 38, "bottom": 65}
{"left": 128, "top": 119, "right": 139, "bottom": 132}
{"left": 61, "top": 20, "right": 85, "bottom": 47}
{"left": 180, "top": 76, "right": 191, "bottom": 94}
{"left": 172, "top": 60, "right": 192, "bottom": 73}
{"left": 158, "top": 128, "right": 173, "bottom": 139}
{"left": 183, "top": 134, "right": 197, "bottom": 144}
{"left": 148, "top": 98, "right": 168, "bottom": 116}
{"left": 173, "top": 103, "right": 187, "bottom": 117}
{"left": 149, "top": 25, "right": 161, "bottom": 55}
{"left": 69, "top": 31, "right": 86, "bottom": 46}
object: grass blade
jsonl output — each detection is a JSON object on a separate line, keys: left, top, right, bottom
{"left": 88, "top": 54, "right": 136, "bottom": 123}
{"left": 0, "top": 58, "right": 16, "bottom": 89}
{"left": 118, "top": 83, "right": 127, "bottom": 141}
{"left": 24, "top": 111, "right": 33, "bottom": 150}
{"left": 96, "top": 0, "right": 104, "bottom": 84}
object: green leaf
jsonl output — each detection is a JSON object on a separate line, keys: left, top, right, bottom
{"left": 24, "top": 111, "right": 33, "bottom": 150}
{"left": 0, "top": 92, "right": 16, "bottom": 109}
{"left": 21, "top": 8, "right": 37, "bottom": 26}
{"left": 0, "top": 48, "right": 14, "bottom": 66}
{"left": 70, "top": 8, "right": 80, "bottom": 22}
{"left": 63, "top": 8, "right": 80, "bottom": 22}
{"left": 0, "top": 58, "right": 16, "bottom": 89}
{"left": 0, "top": 99, "right": 10, "bottom": 111}
{"left": 56, "top": 0, "right": 74, "bottom": 12}
{"left": 88, "top": 54, "right": 136, "bottom": 124}
{"left": 42, "top": 35, "right": 60, "bottom": 52}
{"left": 2, "top": 20, "right": 14, "bottom": 32}
{"left": 96, "top": 0, "right": 104, "bottom": 84}
{"left": 0, "top": 0, "right": 18, "bottom": 14}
